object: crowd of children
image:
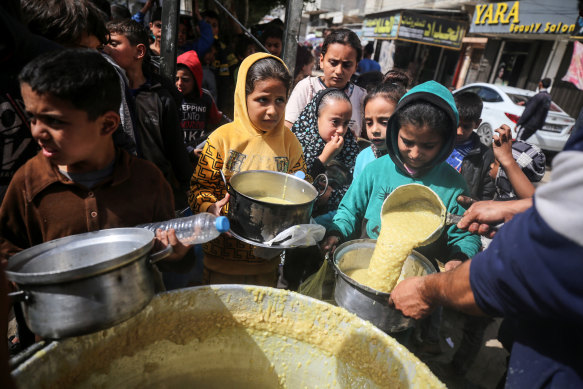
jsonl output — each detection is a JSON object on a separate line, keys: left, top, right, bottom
{"left": 0, "top": 0, "right": 552, "bottom": 384}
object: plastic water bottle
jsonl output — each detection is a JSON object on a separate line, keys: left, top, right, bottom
{"left": 138, "top": 213, "right": 230, "bottom": 245}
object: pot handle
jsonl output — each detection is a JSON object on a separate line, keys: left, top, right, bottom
{"left": 219, "top": 170, "right": 235, "bottom": 196}
{"left": 8, "top": 290, "right": 31, "bottom": 304}
{"left": 313, "top": 174, "right": 329, "bottom": 199}
{"left": 149, "top": 244, "right": 174, "bottom": 265}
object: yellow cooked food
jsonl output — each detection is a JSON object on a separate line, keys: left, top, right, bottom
{"left": 347, "top": 200, "right": 441, "bottom": 293}
{"left": 254, "top": 196, "right": 294, "bottom": 205}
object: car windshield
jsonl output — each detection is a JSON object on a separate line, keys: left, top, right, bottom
{"left": 506, "top": 93, "right": 563, "bottom": 112}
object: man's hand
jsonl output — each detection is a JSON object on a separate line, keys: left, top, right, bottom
{"left": 319, "top": 134, "right": 344, "bottom": 165}
{"left": 207, "top": 193, "right": 230, "bottom": 216}
{"left": 457, "top": 198, "right": 531, "bottom": 237}
{"left": 388, "top": 277, "right": 434, "bottom": 320}
{"left": 444, "top": 260, "right": 463, "bottom": 271}
{"left": 492, "top": 125, "right": 514, "bottom": 167}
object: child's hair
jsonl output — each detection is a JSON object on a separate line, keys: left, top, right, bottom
{"left": 110, "top": 4, "right": 131, "bottom": 20}
{"left": 383, "top": 70, "right": 410, "bottom": 89}
{"left": 107, "top": 19, "right": 149, "bottom": 47}
{"left": 202, "top": 10, "right": 219, "bottom": 21}
{"left": 364, "top": 42, "right": 374, "bottom": 57}
{"left": 151, "top": 7, "right": 162, "bottom": 23}
{"left": 317, "top": 89, "right": 351, "bottom": 116}
{"left": 396, "top": 102, "right": 452, "bottom": 139}
{"left": 454, "top": 92, "right": 483, "bottom": 123}
{"left": 356, "top": 71, "right": 383, "bottom": 93}
{"left": 19, "top": 48, "right": 121, "bottom": 121}
{"left": 20, "top": 0, "right": 109, "bottom": 46}
{"left": 541, "top": 77, "right": 551, "bottom": 88}
{"left": 294, "top": 45, "right": 314, "bottom": 78}
{"left": 363, "top": 83, "right": 406, "bottom": 111}
{"left": 321, "top": 28, "right": 362, "bottom": 62}
{"left": 245, "top": 57, "right": 292, "bottom": 96}
{"left": 234, "top": 35, "right": 257, "bottom": 59}
{"left": 261, "top": 25, "right": 283, "bottom": 43}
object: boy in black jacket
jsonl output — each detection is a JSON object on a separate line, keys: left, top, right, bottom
{"left": 104, "top": 19, "right": 193, "bottom": 209}
{"left": 447, "top": 91, "right": 496, "bottom": 200}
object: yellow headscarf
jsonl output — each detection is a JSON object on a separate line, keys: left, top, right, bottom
{"left": 207, "top": 52, "right": 305, "bottom": 175}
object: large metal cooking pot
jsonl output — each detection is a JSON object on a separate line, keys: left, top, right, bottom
{"left": 11, "top": 286, "right": 444, "bottom": 388}
{"left": 5, "top": 228, "right": 171, "bottom": 339}
{"left": 332, "top": 239, "right": 436, "bottom": 333}
{"left": 223, "top": 170, "right": 324, "bottom": 243}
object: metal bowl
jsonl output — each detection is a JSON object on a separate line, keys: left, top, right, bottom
{"left": 332, "top": 239, "right": 436, "bottom": 333}
{"left": 11, "top": 286, "right": 444, "bottom": 388}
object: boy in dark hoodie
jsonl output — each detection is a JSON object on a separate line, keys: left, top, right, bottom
{"left": 104, "top": 19, "right": 192, "bottom": 209}
{"left": 176, "top": 50, "right": 223, "bottom": 163}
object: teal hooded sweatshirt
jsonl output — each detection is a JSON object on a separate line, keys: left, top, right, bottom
{"left": 329, "top": 81, "right": 481, "bottom": 262}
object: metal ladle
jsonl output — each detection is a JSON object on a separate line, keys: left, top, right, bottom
{"left": 380, "top": 183, "right": 468, "bottom": 247}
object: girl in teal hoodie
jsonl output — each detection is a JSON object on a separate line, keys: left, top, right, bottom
{"left": 322, "top": 81, "right": 481, "bottom": 265}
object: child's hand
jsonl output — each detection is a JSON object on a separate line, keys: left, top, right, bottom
{"left": 316, "top": 185, "right": 333, "bottom": 206}
{"left": 194, "top": 149, "right": 203, "bottom": 157}
{"left": 492, "top": 125, "right": 514, "bottom": 167}
{"left": 155, "top": 229, "right": 192, "bottom": 261}
{"left": 320, "top": 235, "right": 340, "bottom": 255}
{"left": 207, "top": 193, "right": 230, "bottom": 216}
{"left": 319, "top": 134, "right": 344, "bottom": 165}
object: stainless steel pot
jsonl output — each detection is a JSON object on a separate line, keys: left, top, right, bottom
{"left": 5, "top": 228, "right": 172, "bottom": 339}
{"left": 331, "top": 239, "right": 436, "bottom": 333}
{"left": 222, "top": 170, "right": 325, "bottom": 243}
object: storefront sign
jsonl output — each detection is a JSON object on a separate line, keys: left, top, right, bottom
{"left": 363, "top": 12, "right": 465, "bottom": 49}
{"left": 363, "top": 14, "right": 400, "bottom": 39}
{"left": 470, "top": 1, "right": 577, "bottom": 35}
{"left": 399, "top": 12, "right": 464, "bottom": 49}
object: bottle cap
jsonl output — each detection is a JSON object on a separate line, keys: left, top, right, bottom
{"left": 215, "top": 216, "right": 230, "bottom": 233}
{"left": 294, "top": 171, "right": 306, "bottom": 180}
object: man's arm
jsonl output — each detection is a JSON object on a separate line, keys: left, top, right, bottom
{"left": 389, "top": 260, "right": 485, "bottom": 320}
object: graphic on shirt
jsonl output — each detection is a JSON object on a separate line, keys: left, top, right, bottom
{"left": 225, "top": 149, "right": 247, "bottom": 172}
{"left": 274, "top": 156, "right": 289, "bottom": 173}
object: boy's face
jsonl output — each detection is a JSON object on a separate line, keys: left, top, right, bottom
{"left": 246, "top": 78, "right": 287, "bottom": 132}
{"left": 397, "top": 123, "right": 444, "bottom": 169}
{"left": 317, "top": 100, "right": 352, "bottom": 143}
{"left": 20, "top": 83, "right": 118, "bottom": 173}
{"left": 264, "top": 37, "right": 282, "bottom": 57}
{"left": 175, "top": 69, "right": 196, "bottom": 96}
{"left": 149, "top": 20, "right": 162, "bottom": 42}
{"left": 455, "top": 118, "right": 481, "bottom": 144}
{"left": 244, "top": 43, "right": 258, "bottom": 59}
{"left": 104, "top": 33, "right": 141, "bottom": 71}
{"left": 205, "top": 16, "right": 220, "bottom": 37}
{"left": 177, "top": 24, "right": 188, "bottom": 47}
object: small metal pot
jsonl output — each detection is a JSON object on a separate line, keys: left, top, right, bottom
{"left": 222, "top": 170, "right": 325, "bottom": 243}
{"left": 331, "top": 239, "right": 436, "bottom": 333}
{"left": 6, "top": 228, "right": 172, "bottom": 339}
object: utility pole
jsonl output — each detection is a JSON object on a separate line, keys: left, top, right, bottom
{"left": 160, "top": 1, "right": 179, "bottom": 81}
{"left": 282, "top": 0, "right": 304, "bottom": 77}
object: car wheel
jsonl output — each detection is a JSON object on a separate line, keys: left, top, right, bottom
{"left": 477, "top": 123, "right": 493, "bottom": 146}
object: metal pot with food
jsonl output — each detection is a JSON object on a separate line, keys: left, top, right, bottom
{"left": 221, "top": 170, "right": 326, "bottom": 243}
{"left": 5, "top": 228, "right": 172, "bottom": 339}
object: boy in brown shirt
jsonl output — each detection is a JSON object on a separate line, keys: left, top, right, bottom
{"left": 0, "top": 49, "right": 193, "bottom": 270}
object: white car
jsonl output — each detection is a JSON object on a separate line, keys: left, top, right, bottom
{"left": 454, "top": 83, "right": 576, "bottom": 152}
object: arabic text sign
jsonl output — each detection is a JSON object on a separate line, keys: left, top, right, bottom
{"left": 363, "top": 14, "right": 400, "bottom": 39}
{"left": 398, "top": 12, "right": 465, "bottom": 49}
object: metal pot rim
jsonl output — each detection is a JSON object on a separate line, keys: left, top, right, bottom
{"left": 229, "top": 170, "right": 318, "bottom": 206}
{"left": 5, "top": 228, "right": 155, "bottom": 285}
{"left": 331, "top": 239, "right": 434, "bottom": 298}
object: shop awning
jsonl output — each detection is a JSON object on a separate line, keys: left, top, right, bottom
{"left": 363, "top": 10, "right": 466, "bottom": 50}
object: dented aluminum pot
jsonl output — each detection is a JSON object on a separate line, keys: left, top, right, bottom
{"left": 5, "top": 228, "right": 171, "bottom": 339}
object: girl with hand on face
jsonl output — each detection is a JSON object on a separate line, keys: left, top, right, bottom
{"left": 285, "top": 29, "right": 366, "bottom": 138}
{"left": 282, "top": 88, "right": 360, "bottom": 291}
{"left": 353, "top": 83, "right": 406, "bottom": 180}
{"left": 189, "top": 53, "right": 307, "bottom": 287}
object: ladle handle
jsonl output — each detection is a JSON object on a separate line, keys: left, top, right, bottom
{"left": 219, "top": 170, "right": 234, "bottom": 195}
{"left": 313, "top": 174, "right": 329, "bottom": 199}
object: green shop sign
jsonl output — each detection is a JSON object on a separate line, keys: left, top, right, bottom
{"left": 363, "top": 12, "right": 466, "bottom": 50}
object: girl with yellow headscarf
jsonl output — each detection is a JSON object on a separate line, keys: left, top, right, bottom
{"left": 189, "top": 53, "right": 307, "bottom": 286}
